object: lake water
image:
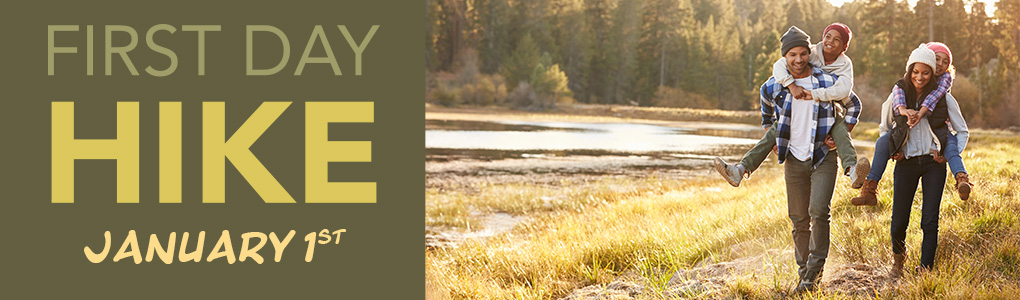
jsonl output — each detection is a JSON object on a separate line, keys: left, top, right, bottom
{"left": 426, "top": 119, "right": 763, "bottom": 159}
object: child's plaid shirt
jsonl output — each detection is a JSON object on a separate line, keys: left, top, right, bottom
{"left": 892, "top": 72, "right": 953, "bottom": 116}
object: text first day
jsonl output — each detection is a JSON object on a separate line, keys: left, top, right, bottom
{"left": 47, "top": 24, "right": 379, "bottom": 76}
{"left": 51, "top": 101, "right": 376, "bottom": 203}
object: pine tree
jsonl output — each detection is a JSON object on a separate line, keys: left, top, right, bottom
{"left": 994, "top": 0, "right": 1020, "bottom": 87}
{"left": 553, "top": 1, "right": 591, "bottom": 104}
{"left": 503, "top": 33, "right": 541, "bottom": 87}
{"left": 584, "top": 0, "right": 613, "bottom": 103}
{"left": 605, "top": 0, "right": 641, "bottom": 104}
{"left": 475, "top": 0, "right": 512, "bottom": 73}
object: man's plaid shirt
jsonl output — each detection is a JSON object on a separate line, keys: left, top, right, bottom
{"left": 760, "top": 67, "right": 862, "bottom": 168}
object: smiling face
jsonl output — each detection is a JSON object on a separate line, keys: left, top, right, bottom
{"left": 785, "top": 46, "right": 811, "bottom": 78}
{"left": 934, "top": 52, "right": 950, "bottom": 76}
{"left": 822, "top": 30, "right": 845, "bottom": 58}
{"left": 910, "top": 63, "right": 933, "bottom": 93}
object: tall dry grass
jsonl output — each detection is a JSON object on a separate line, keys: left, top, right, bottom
{"left": 426, "top": 130, "right": 1020, "bottom": 299}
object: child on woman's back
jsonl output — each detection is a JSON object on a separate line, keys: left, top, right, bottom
{"left": 851, "top": 42, "right": 973, "bottom": 205}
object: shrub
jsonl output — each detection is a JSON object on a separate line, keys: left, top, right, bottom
{"left": 430, "top": 81, "right": 461, "bottom": 107}
{"left": 507, "top": 82, "right": 554, "bottom": 111}
{"left": 473, "top": 75, "right": 497, "bottom": 106}
{"left": 532, "top": 64, "right": 572, "bottom": 100}
{"left": 495, "top": 83, "right": 508, "bottom": 105}
{"left": 557, "top": 96, "right": 577, "bottom": 105}
{"left": 460, "top": 83, "right": 477, "bottom": 105}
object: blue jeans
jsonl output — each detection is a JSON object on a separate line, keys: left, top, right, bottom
{"left": 890, "top": 156, "right": 946, "bottom": 269}
{"left": 866, "top": 132, "right": 893, "bottom": 181}
{"left": 945, "top": 134, "right": 967, "bottom": 175}
{"left": 868, "top": 132, "right": 967, "bottom": 182}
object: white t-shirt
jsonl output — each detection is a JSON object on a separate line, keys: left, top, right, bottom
{"left": 788, "top": 77, "right": 815, "bottom": 161}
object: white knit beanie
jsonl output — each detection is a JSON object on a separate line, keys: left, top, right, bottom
{"left": 905, "top": 44, "right": 937, "bottom": 74}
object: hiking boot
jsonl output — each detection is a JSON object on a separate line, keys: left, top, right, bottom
{"left": 794, "top": 280, "right": 816, "bottom": 294}
{"left": 890, "top": 253, "right": 905, "bottom": 278}
{"left": 956, "top": 172, "right": 972, "bottom": 201}
{"left": 713, "top": 157, "right": 744, "bottom": 187}
{"left": 850, "top": 179, "right": 879, "bottom": 206}
{"left": 849, "top": 157, "right": 871, "bottom": 189}
{"left": 794, "top": 268, "right": 823, "bottom": 293}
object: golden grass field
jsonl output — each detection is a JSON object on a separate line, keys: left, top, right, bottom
{"left": 426, "top": 106, "right": 1020, "bottom": 299}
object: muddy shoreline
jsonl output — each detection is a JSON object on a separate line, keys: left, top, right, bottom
{"left": 425, "top": 108, "right": 768, "bottom": 249}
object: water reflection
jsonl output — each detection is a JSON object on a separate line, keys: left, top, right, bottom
{"left": 426, "top": 147, "right": 753, "bottom": 162}
{"left": 426, "top": 120, "right": 759, "bottom": 156}
{"left": 426, "top": 119, "right": 593, "bottom": 132}
{"left": 686, "top": 128, "right": 770, "bottom": 140}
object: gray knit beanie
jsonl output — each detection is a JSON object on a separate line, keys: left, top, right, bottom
{"left": 781, "top": 26, "right": 811, "bottom": 56}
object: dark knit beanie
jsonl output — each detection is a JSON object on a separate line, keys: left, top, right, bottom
{"left": 781, "top": 26, "right": 811, "bottom": 56}
{"left": 823, "top": 23, "right": 852, "bottom": 53}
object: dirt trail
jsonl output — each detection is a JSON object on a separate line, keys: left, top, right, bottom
{"left": 426, "top": 211, "right": 529, "bottom": 249}
{"left": 561, "top": 249, "right": 893, "bottom": 299}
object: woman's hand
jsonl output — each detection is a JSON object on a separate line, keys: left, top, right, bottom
{"left": 897, "top": 107, "right": 920, "bottom": 127}
{"left": 906, "top": 109, "right": 921, "bottom": 128}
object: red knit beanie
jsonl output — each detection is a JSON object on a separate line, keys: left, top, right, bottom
{"left": 926, "top": 42, "right": 952, "bottom": 65}
{"left": 823, "top": 23, "right": 852, "bottom": 53}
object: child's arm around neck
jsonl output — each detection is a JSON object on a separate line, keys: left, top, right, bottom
{"left": 772, "top": 57, "right": 795, "bottom": 87}
{"left": 808, "top": 50, "right": 854, "bottom": 103}
{"left": 917, "top": 72, "right": 954, "bottom": 116}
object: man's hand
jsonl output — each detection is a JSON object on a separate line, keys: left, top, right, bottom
{"left": 933, "top": 150, "right": 947, "bottom": 163}
{"left": 892, "top": 151, "right": 905, "bottom": 161}
{"left": 825, "top": 135, "right": 836, "bottom": 149}
{"left": 846, "top": 123, "right": 855, "bottom": 133}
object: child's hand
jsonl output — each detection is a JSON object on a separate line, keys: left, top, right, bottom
{"left": 906, "top": 110, "right": 921, "bottom": 128}
{"left": 773, "top": 145, "right": 778, "bottom": 155}
{"left": 824, "top": 135, "right": 836, "bottom": 149}
{"left": 789, "top": 84, "right": 809, "bottom": 100}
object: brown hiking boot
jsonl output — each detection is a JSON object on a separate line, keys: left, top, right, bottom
{"left": 891, "top": 253, "right": 905, "bottom": 278}
{"left": 956, "top": 172, "right": 973, "bottom": 201}
{"left": 850, "top": 179, "right": 879, "bottom": 206}
{"left": 849, "top": 157, "right": 871, "bottom": 189}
